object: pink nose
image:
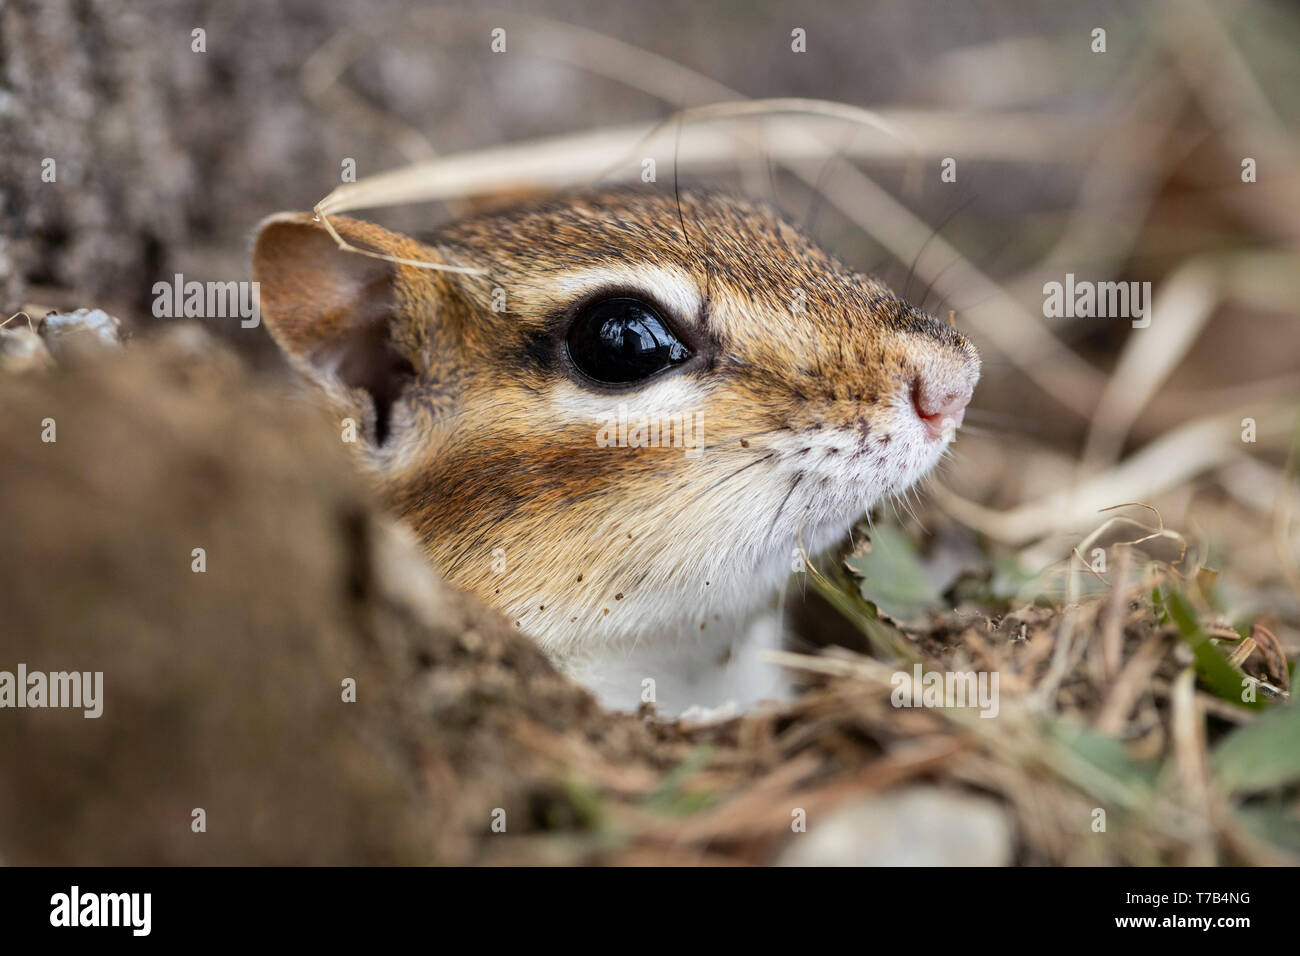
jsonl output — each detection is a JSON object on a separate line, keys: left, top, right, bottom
{"left": 913, "top": 377, "right": 973, "bottom": 440}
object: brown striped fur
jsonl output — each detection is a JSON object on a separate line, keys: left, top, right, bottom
{"left": 253, "top": 189, "right": 979, "bottom": 711}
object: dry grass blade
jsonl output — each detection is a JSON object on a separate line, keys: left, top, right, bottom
{"left": 936, "top": 402, "right": 1299, "bottom": 546}
{"left": 1078, "top": 259, "right": 1221, "bottom": 472}
{"left": 1096, "top": 633, "right": 1167, "bottom": 735}
{"left": 312, "top": 98, "right": 915, "bottom": 219}
{"left": 1169, "top": 667, "right": 1217, "bottom": 865}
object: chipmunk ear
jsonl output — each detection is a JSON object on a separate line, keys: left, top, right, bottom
{"left": 253, "top": 212, "right": 424, "bottom": 445}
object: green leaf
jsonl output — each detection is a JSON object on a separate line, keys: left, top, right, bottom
{"left": 1231, "top": 806, "right": 1300, "bottom": 855}
{"left": 988, "top": 552, "right": 1040, "bottom": 602}
{"left": 1212, "top": 703, "right": 1300, "bottom": 793}
{"left": 844, "top": 523, "right": 942, "bottom": 624}
{"left": 807, "top": 560, "right": 916, "bottom": 662}
{"left": 641, "top": 746, "right": 716, "bottom": 817}
{"left": 1163, "top": 589, "right": 1264, "bottom": 710}
{"left": 1047, "top": 720, "right": 1160, "bottom": 787}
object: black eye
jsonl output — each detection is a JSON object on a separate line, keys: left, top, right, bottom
{"left": 565, "top": 297, "right": 692, "bottom": 386}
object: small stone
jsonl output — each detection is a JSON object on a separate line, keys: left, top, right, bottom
{"left": 777, "top": 786, "right": 1013, "bottom": 867}
{"left": 0, "top": 321, "right": 55, "bottom": 374}
{"left": 37, "top": 308, "right": 124, "bottom": 360}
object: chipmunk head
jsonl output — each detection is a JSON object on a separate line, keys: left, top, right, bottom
{"left": 253, "top": 189, "right": 979, "bottom": 655}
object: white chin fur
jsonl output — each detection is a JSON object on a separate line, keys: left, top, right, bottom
{"left": 531, "top": 412, "right": 956, "bottom": 714}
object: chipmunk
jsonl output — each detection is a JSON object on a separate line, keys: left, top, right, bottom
{"left": 252, "top": 188, "right": 979, "bottom": 715}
